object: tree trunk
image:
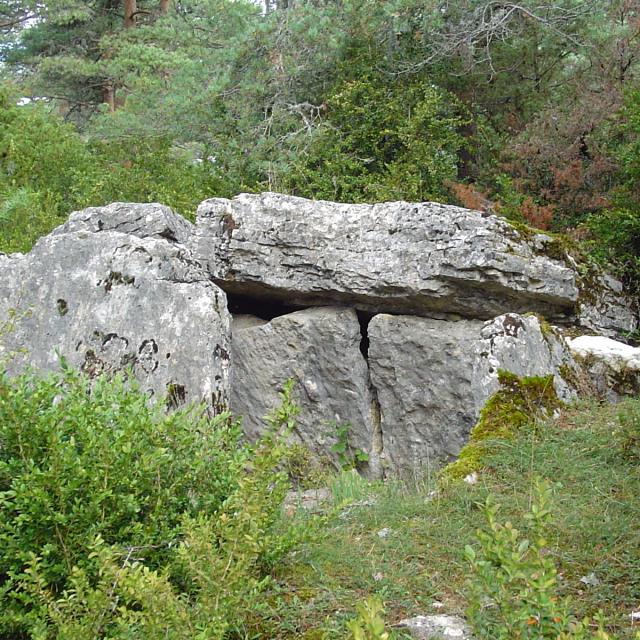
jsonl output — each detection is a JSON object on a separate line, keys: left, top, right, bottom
{"left": 103, "top": 82, "right": 116, "bottom": 113}
{"left": 124, "top": 0, "right": 137, "bottom": 28}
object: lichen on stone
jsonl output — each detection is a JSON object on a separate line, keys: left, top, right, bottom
{"left": 441, "top": 370, "right": 560, "bottom": 481}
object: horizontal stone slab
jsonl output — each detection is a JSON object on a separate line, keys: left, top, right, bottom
{"left": 191, "top": 192, "right": 581, "bottom": 321}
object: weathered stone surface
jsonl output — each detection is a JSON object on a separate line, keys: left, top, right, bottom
{"left": 368, "top": 313, "right": 576, "bottom": 473}
{"left": 395, "top": 614, "right": 474, "bottom": 639}
{"left": 0, "top": 209, "right": 230, "bottom": 410}
{"left": 231, "top": 307, "right": 381, "bottom": 476}
{"left": 567, "top": 335, "right": 640, "bottom": 401}
{"left": 283, "top": 487, "right": 331, "bottom": 516}
{"left": 54, "top": 201, "right": 194, "bottom": 244}
{"left": 1, "top": 196, "right": 637, "bottom": 476}
{"left": 192, "top": 192, "right": 581, "bottom": 321}
{"left": 577, "top": 272, "right": 638, "bottom": 338}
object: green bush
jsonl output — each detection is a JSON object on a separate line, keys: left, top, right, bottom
{"left": 0, "top": 86, "right": 224, "bottom": 255}
{"left": 584, "top": 208, "right": 640, "bottom": 301}
{"left": 0, "top": 88, "right": 99, "bottom": 253}
{"left": 89, "top": 138, "right": 224, "bottom": 222}
{"left": 0, "top": 366, "right": 252, "bottom": 636}
{"left": 465, "top": 480, "right": 613, "bottom": 640}
{"left": 346, "top": 596, "right": 389, "bottom": 640}
{"left": 21, "top": 378, "right": 301, "bottom": 640}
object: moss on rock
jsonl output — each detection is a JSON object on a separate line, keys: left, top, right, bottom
{"left": 441, "top": 370, "right": 560, "bottom": 481}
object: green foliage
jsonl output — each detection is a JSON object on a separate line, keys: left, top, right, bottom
{"left": 328, "top": 469, "right": 372, "bottom": 509}
{"left": 584, "top": 209, "right": 640, "bottom": 298}
{"left": 615, "top": 401, "right": 640, "bottom": 463}
{"left": 0, "top": 367, "right": 300, "bottom": 637}
{"left": 329, "top": 422, "right": 369, "bottom": 471}
{"left": 0, "top": 87, "right": 98, "bottom": 252}
{"left": 465, "top": 479, "right": 614, "bottom": 640}
{"left": 89, "top": 137, "right": 224, "bottom": 222}
{"left": 21, "top": 378, "right": 301, "bottom": 639}
{"left": 346, "top": 596, "right": 389, "bottom": 640}
{"left": 442, "top": 371, "right": 560, "bottom": 480}
{"left": 0, "top": 85, "right": 224, "bottom": 253}
{"left": 282, "top": 442, "right": 329, "bottom": 489}
{"left": 465, "top": 479, "right": 569, "bottom": 639}
{"left": 285, "top": 77, "right": 466, "bottom": 203}
{"left": 0, "top": 90, "right": 97, "bottom": 207}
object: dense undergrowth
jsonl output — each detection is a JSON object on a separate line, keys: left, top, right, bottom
{"left": 0, "top": 369, "right": 301, "bottom": 638}
{"left": 0, "top": 367, "right": 638, "bottom": 639}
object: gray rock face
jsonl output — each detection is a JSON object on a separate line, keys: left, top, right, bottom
{"left": 577, "top": 272, "right": 638, "bottom": 338}
{"left": 192, "top": 192, "right": 579, "bottom": 322}
{"left": 54, "top": 201, "right": 194, "bottom": 244}
{"left": 0, "top": 205, "right": 230, "bottom": 411}
{"left": 396, "top": 614, "right": 474, "bottom": 640}
{"left": 1, "top": 195, "right": 637, "bottom": 477}
{"left": 231, "top": 307, "right": 381, "bottom": 476}
{"left": 368, "top": 313, "right": 576, "bottom": 473}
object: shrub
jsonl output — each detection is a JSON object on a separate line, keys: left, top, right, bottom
{"left": 346, "top": 596, "right": 389, "bottom": 640}
{"left": 0, "top": 366, "right": 250, "bottom": 636}
{"left": 21, "top": 379, "right": 301, "bottom": 639}
{"left": 584, "top": 208, "right": 640, "bottom": 301}
{"left": 283, "top": 76, "right": 466, "bottom": 203}
{"left": 89, "top": 138, "right": 224, "bottom": 222}
{"left": 0, "top": 86, "right": 223, "bottom": 255}
{"left": 0, "top": 87, "right": 99, "bottom": 253}
{"left": 465, "top": 480, "right": 613, "bottom": 640}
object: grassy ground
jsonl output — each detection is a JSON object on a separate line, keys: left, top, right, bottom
{"left": 262, "top": 399, "right": 640, "bottom": 639}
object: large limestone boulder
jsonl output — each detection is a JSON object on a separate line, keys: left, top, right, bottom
{"left": 191, "top": 193, "right": 636, "bottom": 336}
{"left": 192, "top": 193, "right": 578, "bottom": 321}
{"left": 0, "top": 204, "right": 230, "bottom": 411}
{"left": 368, "top": 313, "right": 577, "bottom": 473}
{"left": 1, "top": 196, "right": 637, "bottom": 477}
{"left": 231, "top": 307, "right": 382, "bottom": 476}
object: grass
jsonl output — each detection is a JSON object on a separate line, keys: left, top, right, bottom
{"left": 264, "top": 399, "right": 640, "bottom": 639}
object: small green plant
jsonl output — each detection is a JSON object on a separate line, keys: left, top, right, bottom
{"left": 328, "top": 468, "right": 372, "bottom": 508}
{"left": 465, "top": 479, "right": 613, "bottom": 639}
{"left": 346, "top": 596, "right": 389, "bottom": 640}
{"left": 329, "top": 421, "right": 369, "bottom": 470}
{"left": 615, "top": 400, "right": 640, "bottom": 462}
